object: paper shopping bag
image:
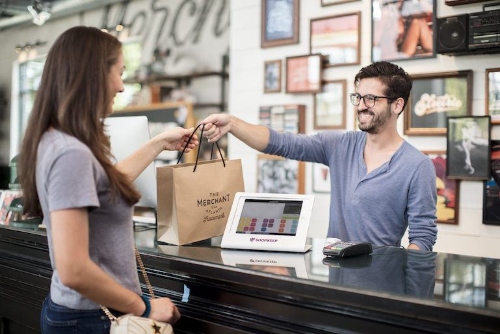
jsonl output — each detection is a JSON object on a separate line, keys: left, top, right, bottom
{"left": 156, "top": 158, "right": 245, "bottom": 245}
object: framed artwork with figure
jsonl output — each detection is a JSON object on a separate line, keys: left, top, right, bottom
{"left": 446, "top": 116, "right": 491, "bottom": 181}
{"left": 261, "top": 0, "right": 299, "bottom": 48}
{"left": 422, "top": 151, "right": 459, "bottom": 224}
{"left": 372, "top": 0, "right": 435, "bottom": 62}
{"left": 405, "top": 71, "right": 472, "bottom": 136}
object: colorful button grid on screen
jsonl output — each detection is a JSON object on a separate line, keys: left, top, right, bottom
{"left": 238, "top": 217, "right": 253, "bottom": 232}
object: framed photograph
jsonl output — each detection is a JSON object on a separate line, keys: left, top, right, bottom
{"left": 423, "top": 151, "right": 459, "bottom": 224}
{"left": 372, "top": 0, "right": 435, "bottom": 62}
{"left": 405, "top": 71, "right": 473, "bottom": 136}
{"left": 321, "top": 0, "right": 359, "bottom": 6}
{"left": 485, "top": 68, "right": 500, "bottom": 125}
{"left": 312, "top": 164, "right": 330, "bottom": 193}
{"left": 285, "top": 54, "right": 322, "bottom": 94}
{"left": 264, "top": 60, "right": 282, "bottom": 93}
{"left": 257, "top": 154, "right": 305, "bottom": 194}
{"left": 446, "top": 116, "right": 491, "bottom": 181}
{"left": 314, "top": 79, "right": 347, "bottom": 129}
{"left": 310, "top": 12, "right": 361, "bottom": 67}
{"left": 261, "top": 0, "right": 299, "bottom": 48}
{"left": 483, "top": 140, "right": 500, "bottom": 226}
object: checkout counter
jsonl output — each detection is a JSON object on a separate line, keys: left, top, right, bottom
{"left": 0, "top": 224, "right": 499, "bottom": 333}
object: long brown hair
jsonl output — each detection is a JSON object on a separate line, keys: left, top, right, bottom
{"left": 19, "top": 26, "right": 140, "bottom": 217}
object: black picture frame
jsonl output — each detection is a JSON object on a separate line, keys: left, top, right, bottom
{"left": 446, "top": 116, "right": 491, "bottom": 181}
{"left": 371, "top": 0, "right": 436, "bottom": 62}
{"left": 261, "top": 0, "right": 300, "bottom": 48}
{"left": 483, "top": 140, "right": 500, "bottom": 226}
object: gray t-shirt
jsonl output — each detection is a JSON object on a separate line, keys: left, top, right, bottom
{"left": 36, "top": 129, "right": 140, "bottom": 310}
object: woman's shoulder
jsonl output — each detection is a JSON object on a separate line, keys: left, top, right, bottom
{"left": 39, "top": 130, "right": 92, "bottom": 158}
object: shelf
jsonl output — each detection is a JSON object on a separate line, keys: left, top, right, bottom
{"left": 124, "top": 71, "right": 228, "bottom": 85}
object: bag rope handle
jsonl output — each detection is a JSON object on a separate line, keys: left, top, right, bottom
{"left": 100, "top": 247, "right": 154, "bottom": 322}
{"left": 176, "top": 123, "right": 226, "bottom": 171}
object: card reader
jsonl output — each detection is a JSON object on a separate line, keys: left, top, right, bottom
{"left": 323, "top": 238, "right": 372, "bottom": 258}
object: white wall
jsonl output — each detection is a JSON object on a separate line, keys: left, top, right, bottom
{"left": 229, "top": 0, "right": 500, "bottom": 258}
{"left": 0, "top": 0, "right": 229, "bottom": 162}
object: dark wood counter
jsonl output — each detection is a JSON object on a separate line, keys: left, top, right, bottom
{"left": 0, "top": 225, "right": 499, "bottom": 333}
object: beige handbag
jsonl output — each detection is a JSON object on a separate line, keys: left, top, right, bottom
{"left": 101, "top": 249, "right": 174, "bottom": 334}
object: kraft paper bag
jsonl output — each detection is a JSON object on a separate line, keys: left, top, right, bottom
{"left": 157, "top": 158, "right": 245, "bottom": 245}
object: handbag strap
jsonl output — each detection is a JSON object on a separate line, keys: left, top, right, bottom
{"left": 100, "top": 247, "right": 154, "bottom": 322}
{"left": 176, "top": 123, "right": 226, "bottom": 171}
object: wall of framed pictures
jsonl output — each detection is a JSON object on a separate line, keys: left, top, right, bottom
{"left": 229, "top": 0, "right": 500, "bottom": 257}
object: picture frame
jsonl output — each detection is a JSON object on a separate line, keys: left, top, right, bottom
{"left": 405, "top": 71, "right": 473, "bottom": 136}
{"left": 264, "top": 60, "right": 282, "bottom": 93}
{"left": 445, "top": 0, "right": 491, "bottom": 5}
{"left": 321, "top": 0, "right": 359, "bottom": 6}
{"left": 422, "top": 151, "right": 459, "bottom": 224}
{"left": 261, "top": 0, "right": 299, "bottom": 48}
{"left": 372, "top": 0, "right": 435, "bottom": 62}
{"left": 314, "top": 79, "right": 347, "bottom": 129}
{"left": 446, "top": 116, "right": 491, "bottom": 181}
{"left": 285, "top": 54, "right": 322, "bottom": 94}
{"left": 257, "top": 154, "right": 305, "bottom": 194}
{"left": 485, "top": 68, "right": 500, "bottom": 125}
{"left": 310, "top": 12, "right": 361, "bottom": 67}
{"left": 312, "top": 164, "right": 330, "bottom": 193}
{"left": 483, "top": 140, "right": 500, "bottom": 226}
{"left": 259, "top": 104, "right": 306, "bottom": 134}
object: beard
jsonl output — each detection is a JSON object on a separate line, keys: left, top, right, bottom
{"left": 357, "top": 106, "right": 392, "bottom": 134}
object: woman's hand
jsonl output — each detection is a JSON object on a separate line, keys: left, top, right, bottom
{"left": 149, "top": 297, "right": 181, "bottom": 324}
{"left": 157, "top": 127, "right": 199, "bottom": 152}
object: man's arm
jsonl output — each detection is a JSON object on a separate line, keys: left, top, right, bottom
{"left": 202, "top": 114, "right": 270, "bottom": 151}
{"left": 407, "top": 159, "right": 438, "bottom": 251}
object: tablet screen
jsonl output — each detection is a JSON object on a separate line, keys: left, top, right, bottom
{"left": 236, "top": 199, "right": 303, "bottom": 236}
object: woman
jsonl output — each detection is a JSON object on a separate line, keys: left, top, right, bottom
{"left": 18, "top": 26, "right": 196, "bottom": 333}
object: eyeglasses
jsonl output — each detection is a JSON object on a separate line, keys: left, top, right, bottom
{"left": 350, "top": 93, "right": 393, "bottom": 108}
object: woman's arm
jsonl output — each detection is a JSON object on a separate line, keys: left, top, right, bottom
{"left": 51, "top": 208, "right": 180, "bottom": 322}
{"left": 115, "top": 127, "right": 198, "bottom": 182}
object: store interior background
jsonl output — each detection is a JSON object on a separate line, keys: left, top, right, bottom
{"left": 0, "top": 0, "right": 499, "bottom": 258}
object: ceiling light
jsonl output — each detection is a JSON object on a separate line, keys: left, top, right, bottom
{"left": 27, "top": 0, "right": 52, "bottom": 26}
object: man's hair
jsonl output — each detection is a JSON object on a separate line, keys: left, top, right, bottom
{"left": 354, "top": 61, "right": 413, "bottom": 111}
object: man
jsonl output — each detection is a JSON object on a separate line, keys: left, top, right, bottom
{"left": 201, "top": 61, "right": 437, "bottom": 251}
